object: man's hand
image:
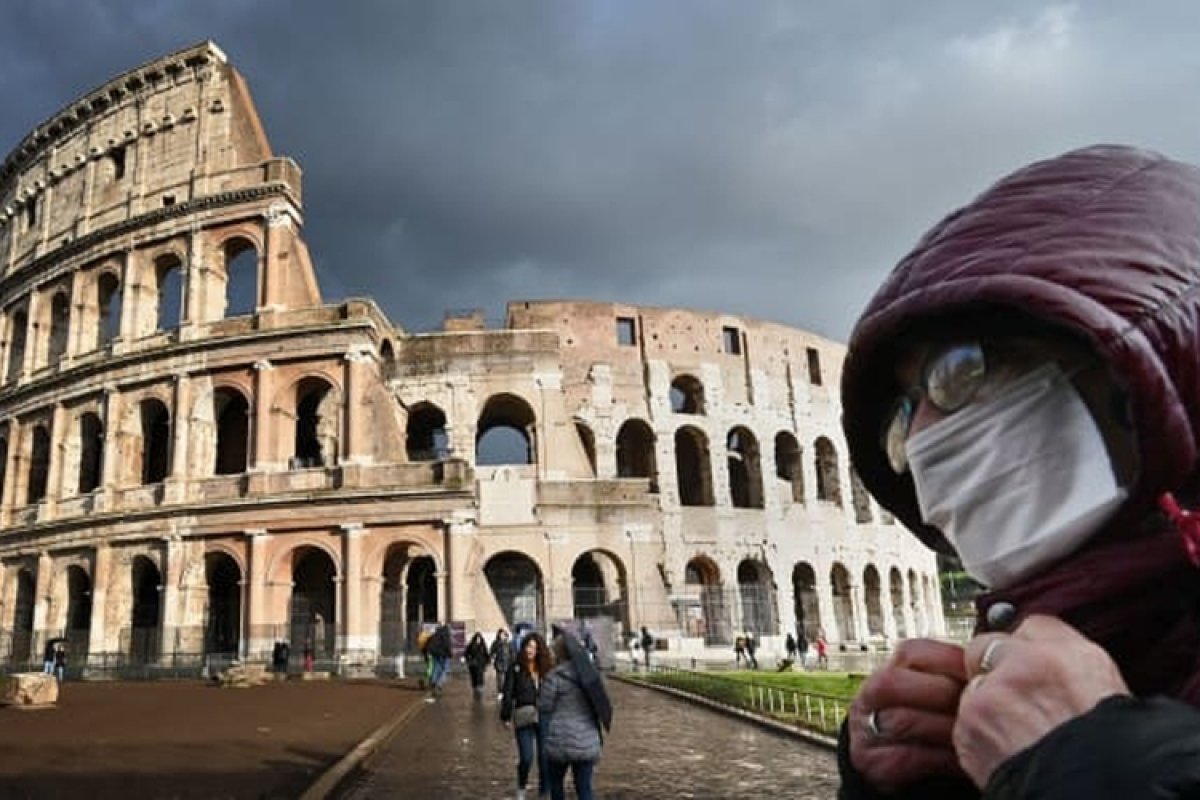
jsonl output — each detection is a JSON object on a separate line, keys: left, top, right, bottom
{"left": 954, "top": 615, "right": 1130, "bottom": 788}
{"left": 848, "top": 638, "right": 969, "bottom": 791}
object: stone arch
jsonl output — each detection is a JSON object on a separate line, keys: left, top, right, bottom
{"left": 9, "top": 568, "right": 35, "bottom": 664}
{"left": 830, "top": 562, "right": 855, "bottom": 643}
{"left": 293, "top": 376, "right": 341, "bottom": 468}
{"left": 726, "top": 426, "right": 763, "bottom": 509}
{"left": 863, "top": 564, "right": 884, "bottom": 638}
{"left": 684, "top": 555, "right": 728, "bottom": 644}
{"left": 405, "top": 402, "right": 448, "bottom": 461}
{"left": 77, "top": 411, "right": 104, "bottom": 494}
{"left": 153, "top": 252, "right": 185, "bottom": 332}
{"left": 213, "top": 387, "right": 250, "bottom": 475}
{"left": 96, "top": 269, "right": 122, "bottom": 349}
{"left": 379, "top": 340, "right": 396, "bottom": 381}
{"left": 222, "top": 236, "right": 259, "bottom": 318}
{"left": 670, "top": 374, "right": 705, "bottom": 414}
{"left": 851, "top": 467, "right": 873, "bottom": 523}
{"left": 774, "top": 431, "right": 804, "bottom": 503}
{"left": 5, "top": 306, "right": 27, "bottom": 383}
{"left": 378, "top": 543, "right": 439, "bottom": 656}
{"left": 47, "top": 290, "right": 70, "bottom": 365}
{"left": 64, "top": 564, "right": 93, "bottom": 659}
{"left": 814, "top": 436, "right": 842, "bottom": 506}
{"left": 204, "top": 552, "right": 242, "bottom": 656}
{"left": 129, "top": 555, "right": 162, "bottom": 665}
{"left": 616, "top": 418, "right": 656, "bottom": 488}
{"left": 792, "top": 562, "right": 820, "bottom": 640}
{"left": 736, "top": 559, "right": 776, "bottom": 634}
{"left": 139, "top": 397, "right": 171, "bottom": 484}
{"left": 484, "top": 551, "right": 544, "bottom": 630}
{"left": 889, "top": 567, "right": 908, "bottom": 639}
{"left": 289, "top": 546, "right": 338, "bottom": 661}
{"left": 476, "top": 393, "right": 537, "bottom": 466}
{"left": 571, "top": 550, "right": 629, "bottom": 630}
{"left": 27, "top": 423, "right": 51, "bottom": 503}
{"left": 0, "top": 430, "right": 8, "bottom": 503}
{"left": 675, "top": 425, "right": 714, "bottom": 506}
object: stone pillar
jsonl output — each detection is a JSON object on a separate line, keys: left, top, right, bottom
{"left": 164, "top": 373, "right": 190, "bottom": 503}
{"left": 0, "top": 421, "right": 21, "bottom": 525}
{"left": 20, "top": 290, "right": 40, "bottom": 378}
{"left": 117, "top": 250, "right": 136, "bottom": 345}
{"left": 64, "top": 271, "right": 81, "bottom": 363}
{"left": 86, "top": 544, "right": 111, "bottom": 668}
{"left": 342, "top": 347, "right": 373, "bottom": 466}
{"left": 851, "top": 581, "right": 870, "bottom": 642}
{"left": 251, "top": 360, "right": 275, "bottom": 470}
{"left": 445, "top": 515, "right": 477, "bottom": 625}
{"left": 245, "top": 529, "right": 269, "bottom": 659}
{"left": 340, "top": 523, "right": 369, "bottom": 653}
{"left": 97, "top": 387, "right": 122, "bottom": 511}
{"left": 44, "top": 403, "right": 67, "bottom": 517}
{"left": 32, "top": 552, "right": 53, "bottom": 656}
{"left": 435, "top": 571, "right": 448, "bottom": 625}
{"left": 160, "top": 536, "right": 184, "bottom": 661}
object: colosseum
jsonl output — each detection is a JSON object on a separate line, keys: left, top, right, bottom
{"left": 0, "top": 42, "right": 942, "bottom": 675}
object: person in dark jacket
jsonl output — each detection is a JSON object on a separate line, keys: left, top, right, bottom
{"left": 501, "top": 631, "right": 552, "bottom": 800}
{"left": 490, "top": 627, "right": 512, "bottom": 699}
{"left": 540, "top": 633, "right": 604, "bottom": 800}
{"left": 838, "top": 144, "right": 1200, "bottom": 798}
{"left": 424, "top": 623, "right": 453, "bottom": 696}
{"left": 464, "top": 632, "right": 490, "bottom": 701}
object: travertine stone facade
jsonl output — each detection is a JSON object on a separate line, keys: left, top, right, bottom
{"left": 0, "top": 43, "right": 941, "bottom": 673}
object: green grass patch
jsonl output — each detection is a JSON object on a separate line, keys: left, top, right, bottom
{"left": 707, "top": 670, "right": 865, "bottom": 702}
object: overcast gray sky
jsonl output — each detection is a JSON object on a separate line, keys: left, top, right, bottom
{"left": 3, "top": 1, "right": 1199, "bottom": 340}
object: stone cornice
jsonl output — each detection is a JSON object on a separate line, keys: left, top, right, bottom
{"left": 0, "top": 41, "right": 225, "bottom": 184}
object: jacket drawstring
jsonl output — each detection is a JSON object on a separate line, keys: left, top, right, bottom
{"left": 1159, "top": 492, "right": 1200, "bottom": 568}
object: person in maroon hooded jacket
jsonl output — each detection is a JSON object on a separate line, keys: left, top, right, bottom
{"left": 838, "top": 144, "right": 1200, "bottom": 799}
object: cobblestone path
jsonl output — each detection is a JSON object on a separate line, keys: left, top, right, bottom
{"left": 341, "top": 673, "right": 839, "bottom": 799}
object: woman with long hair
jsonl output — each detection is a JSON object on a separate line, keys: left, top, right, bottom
{"left": 464, "top": 632, "right": 490, "bottom": 701}
{"left": 540, "top": 634, "right": 604, "bottom": 800}
{"left": 500, "top": 631, "right": 551, "bottom": 800}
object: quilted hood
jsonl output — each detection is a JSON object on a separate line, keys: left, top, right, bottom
{"left": 842, "top": 145, "right": 1200, "bottom": 553}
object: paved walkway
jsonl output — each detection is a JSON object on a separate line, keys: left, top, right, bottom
{"left": 340, "top": 673, "right": 839, "bottom": 799}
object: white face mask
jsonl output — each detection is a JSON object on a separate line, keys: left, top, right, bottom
{"left": 906, "top": 362, "right": 1126, "bottom": 589}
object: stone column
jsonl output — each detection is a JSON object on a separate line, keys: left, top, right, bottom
{"left": 851, "top": 581, "right": 870, "bottom": 642}
{"left": 251, "top": 360, "right": 275, "bottom": 470}
{"left": 44, "top": 403, "right": 67, "bottom": 518}
{"left": 160, "top": 535, "right": 184, "bottom": 661}
{"left": 19, "top": 291, "right": 39, "bottom": 379}
{"left": 97, "top": 386, "right": 122, "bottom": 511}
{"left": 445, "top": 515, "right": 477, "bottom": 625}
{"left": 340, "top": 523, "right": 368, "bottom": 653}
{"left": 0, "top": 421, "right": 21, "bottom": 525}
{"left": 435, "top": 570, "right": 448, "bottom": 625}
{"left": 245, "top": 529, "right": 269, "bottom": 659}
{"left": 342, "top": 346, "right": 373, "bottom": 466}
{"left": 64, "top": 271, "right": 81, "bottom": 363}
{"left": 86, "top": 544, "right": 112, "bottom": 668}
{"left": 164, "top": 373, "right": 190, "bottom": 503}
{"left": 32, "top": 552, "right": 53, "bottom": 657}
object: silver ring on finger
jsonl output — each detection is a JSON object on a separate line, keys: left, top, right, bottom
{"left": 980, "top": 639, "right": 1003, "bottom": 674}
{"left": 865, "top": 708, "right": 885, "bottom": 740}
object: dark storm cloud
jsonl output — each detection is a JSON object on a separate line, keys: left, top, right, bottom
{"left": 4, "top": 2, "right": 1200, "bottom": 338}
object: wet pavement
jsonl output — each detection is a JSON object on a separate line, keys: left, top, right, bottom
{"left": 340, "top": 672, "right": 839, "bottom": 799}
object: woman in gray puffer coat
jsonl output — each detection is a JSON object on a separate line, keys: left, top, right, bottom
{"left": 538, "top": 634, "right": 602, "bottom": 800}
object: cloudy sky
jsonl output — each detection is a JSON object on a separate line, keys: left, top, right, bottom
{"left": 2, "top": 1, "right": 1199, "bottom": 341}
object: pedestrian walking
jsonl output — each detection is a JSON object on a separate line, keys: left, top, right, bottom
{"left": 464, "top": 631, "right": 490, "bottom": 701}
{"left": 815, "top": 632, "right": 828, "bottom": 670}
{"left": 733, "top": 635, "right": 746, "bottom": 667}
{"left": 797, "top": 632, "right": 810, "bottom": 670}
{"left": 540, "top": 633, "right": 607, "bottom": 800}
{"left": 425, "top": 622, "right": 452, "bottom": 697}
{"left": 785, "top": 632, "right": 798, "bottom": 661}
{"left": 491, "top": 628, "right": 513, "bottom": 699}
{"left": 501, "top": 631, "right": 551, "bottom": 800}
{"left": 745, "top": 632, "right": 759, "bottom": 669}
{"left": 639, "top": 626, "right": 654, "bottom": 670}
{"left": 42, "top": 639, "right": 56, "bottom": 675}
{"left": 52, "top": 642, "right": 67, "bottom": 682}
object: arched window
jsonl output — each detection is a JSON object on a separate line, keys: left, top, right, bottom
{"left": 669, "top": 375, "right": 705, "bottom": 414}
{"left": 214, "top": 389, "right": 250, "bottom": 475}
{"left": 774, "top": 431, "right": 804, "bottom": 502}
{"left": 47, "top": 291, "right": 70, "bottom": 364}
{"left": 726, "top": 426, "right": 763, "bottom": 509}
{"left": 140, "top": 399, "right": 171, "bottom": 484}
{"left": 27, "top": 424, "right": 51, "bottom": 503}
{"left": 294, "top": 379, "right": 338, "bottom": 468}
{"left": 78, "top": 413, "right": 104, "bottom": 493}
{"left": 405, "top": 403, "right": 448, "bottom": 461}
{"left": 616, "top": 419, "right": 656, "bottom": 488}
{"left": 851, "top": 467, "right": 873, "bottom": 523}
{"left": 154, "top": 254, "right": 184, "bottom": 332}
{"left": 6, "top": 308, "right": 28, "bottom": 383}
{"left": 476, "top": 393, "right": 536, "bottom": 466}
{"left": 674, "top": 426, "right": 714, "bottom": 506}
{"left": 97, "top": 272, "right": 122, "bottom": 347}
{"left": 223, "top": 238, "right": 258, "bottom": 318}
{"left": 814, "top": 436, "right": 842, "bottom": 505}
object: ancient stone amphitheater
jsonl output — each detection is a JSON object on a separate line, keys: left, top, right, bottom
{"left": 0, "top": 42, "right": 940, "bottom": 675}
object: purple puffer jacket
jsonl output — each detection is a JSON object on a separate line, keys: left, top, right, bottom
{"left": 842, "top": 144, "right": 1200, "bottom": 555}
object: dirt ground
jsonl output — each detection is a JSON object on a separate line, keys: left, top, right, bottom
{"left": 0, "top": 677, "right": 425, "bottom": 800}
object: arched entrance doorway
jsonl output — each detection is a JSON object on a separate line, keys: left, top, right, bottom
{"left": 484, "top": 552, "right": 543, "bottom": 629}
{"left": 792, "top": 562, "right": 820, "bottom": 639}
{"left": 205, "top": 553, "right": 242, "bottom": 657}
{"left": 65, "top": 565, "right": 92, "bottom": 663}
{"left": 571, "top": 551, "right": 629, "bottom": 628}
{"left": 831, "top": 562, "right": 856, "bottom": 643}
{"left": 684, "top": 557, "right": 729, "bottom": 645}
{"left": 864, "top": 565, "right": 884, "bottom": 638}
{"left": 289, "top": 548, "right": 337, "bottom": 665}
{"left": 10, "top": 569, "right": 34, "bottom": 665}
{"left": 129, "top": 556, "right": 162, "bottom": 664}
{"left": 736, "top": 559, "right": 776, "bottom": 635}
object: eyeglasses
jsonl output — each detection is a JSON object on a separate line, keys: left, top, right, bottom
{"left": 882, "top": 341, "right": 987, "bottom": 474}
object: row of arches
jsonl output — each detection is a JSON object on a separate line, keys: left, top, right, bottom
{"left": 1, "top": 237, "right": 258, "bottom": 384}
